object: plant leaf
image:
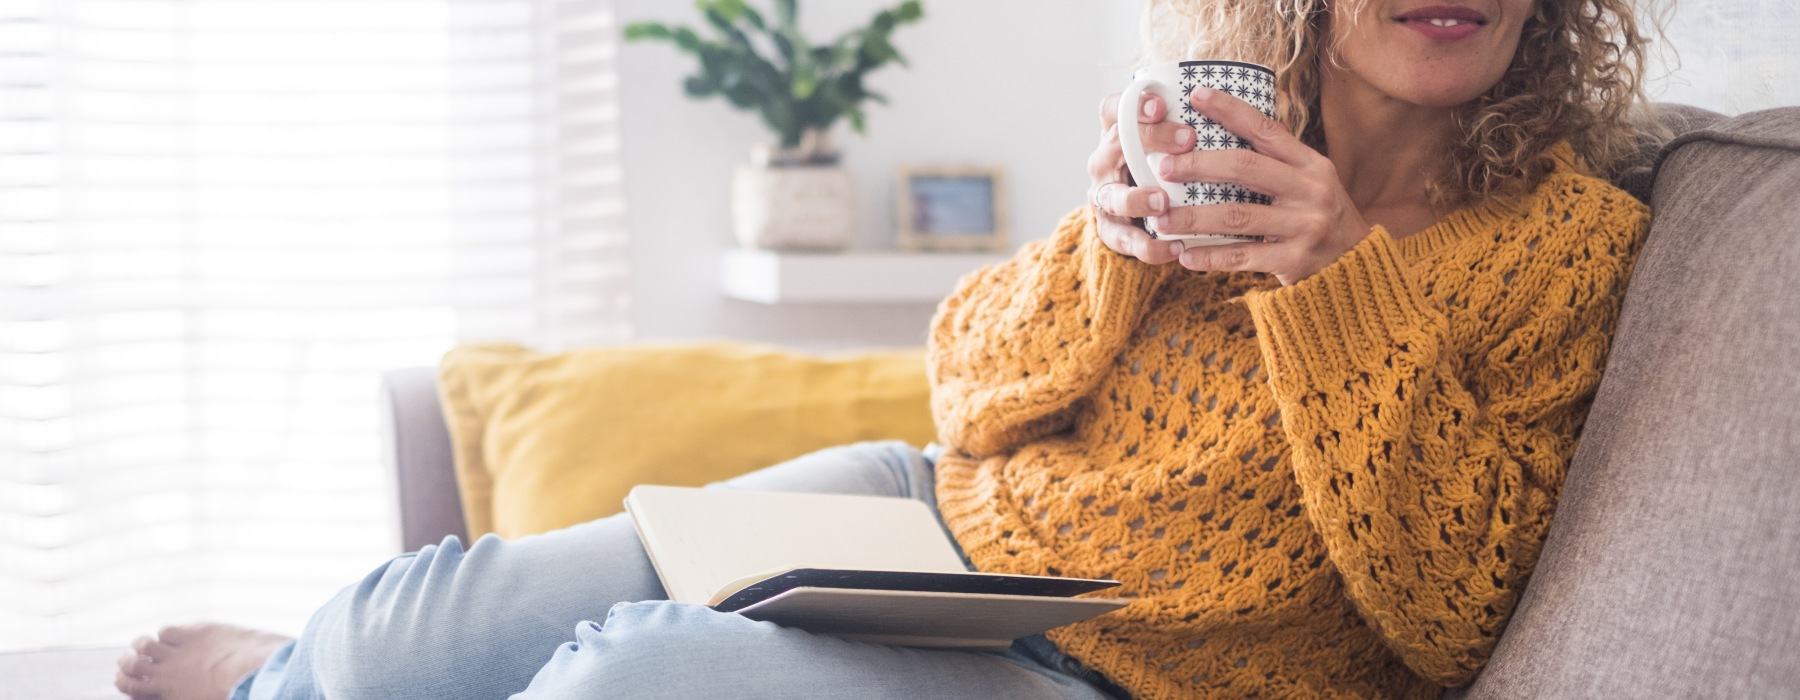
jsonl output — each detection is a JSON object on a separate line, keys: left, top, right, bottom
{"left": 701, "top": 4, "right": 736, "bottom": 35}
{"left": 725, "top": 82, "right": 762, "bottom": 109}
{"left": 622, "top": 22, "right": 673, "bottom": 42}
{"left": 894, "top": 1, "right": 923, "bottom": 23}
{"left": 862, "top": 35, "right": 897, "bottom": 66}
{"left": 738, "top": 47, "right": 788, "bottom": 98}
{"left": 772, "top": 30, "right": 798, "bottom": 64}
{"left": 712, "top": 0, "right": 745, "bottom": 20}
{"left": 671, "top": 27, "right": 704, "bottom": 53}
{"left": 871, "top": 10, "right": 896, "bottom": 34}
{"left": 637, "top": 0, "right": 920, "bottom": 145}
{"left": 792, "top": 73, "right": 819, "bottom": 100}
{"left": 739, "top": 4, "right": 766, "bottom": 31}
{"left": 684, "top": 74, "right": 719, "bottom": 97}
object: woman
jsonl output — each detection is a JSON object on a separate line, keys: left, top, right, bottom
{"left": 117, "top": 0, "right": 1658, "bottom": 698}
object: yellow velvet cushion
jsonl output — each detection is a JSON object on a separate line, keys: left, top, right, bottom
{"left": 437, "top": 342, "right": 935, "bottom": 539}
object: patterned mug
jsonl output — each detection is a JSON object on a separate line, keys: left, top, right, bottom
{"left": 1116, "top": 60, "right": 1278, "bottom": 244}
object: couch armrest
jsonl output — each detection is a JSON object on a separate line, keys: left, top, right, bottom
{"left": 380, "top": 367, "right": 468, "bottom": 551}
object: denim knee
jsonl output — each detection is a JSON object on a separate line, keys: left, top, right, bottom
{"left": 867, "top": 439, "right": 937, "bottom": 498}
{"left": 311, "top": 534, "right": 504, "bottom": 697}
{"left": 509, "top": 601, "right": 1106, "bottom": 700}
{"left": 707, "top": 439, "right": 936, "bottom": 506}
{"left": 511, "top": 601, "right": 819, "bottom": 700}
{"left": 838, "top": 439, "right": 937, "bottom": 505}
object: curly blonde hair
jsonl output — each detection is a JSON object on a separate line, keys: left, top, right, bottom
{"left": 1140, "top": 0, "right": 1663, "bottom": 209}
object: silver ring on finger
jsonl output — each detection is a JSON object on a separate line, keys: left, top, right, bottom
{"left": 1091, "top": 182, "right": 1117, "bottom": 217}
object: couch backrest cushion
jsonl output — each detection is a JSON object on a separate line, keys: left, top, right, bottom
{"left": 1449, "top": 107, "right": 1800, "bottom": 698}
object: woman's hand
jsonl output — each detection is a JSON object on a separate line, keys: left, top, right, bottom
{"left": 1155, "top": 87, "right": 1373, "bottom": 286}
{"left": 1087, "top": 92, "right": 1194, "bottom": 265}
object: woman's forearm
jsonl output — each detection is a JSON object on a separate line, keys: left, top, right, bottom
{"left": 928, "top": 206, "right": 1174, "bottom": 458}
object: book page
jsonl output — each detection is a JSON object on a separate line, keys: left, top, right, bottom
{"left": 623, "top": 486, "right": 970, "bottom": 605}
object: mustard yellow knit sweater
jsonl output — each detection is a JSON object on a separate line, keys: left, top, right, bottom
{"left": 928, "top": 146, "right": 1651, "bottom": 699}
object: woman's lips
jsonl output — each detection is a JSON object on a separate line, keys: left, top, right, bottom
{"left": 1395, "top": 6, "right": 1487, "bottom": 40}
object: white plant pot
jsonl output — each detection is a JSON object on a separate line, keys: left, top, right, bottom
{"left": 732, "top": 164, "right": 855, "bottom": 251}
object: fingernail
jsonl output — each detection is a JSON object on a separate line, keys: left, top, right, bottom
{"left": 1149, "top": 191, "right": 1167, "bottom": 212}
{"left": 1154, "top": 216, "right": 1170, "bottom": 231}
{"left": 1192, "top": 86, "right": 1215, "bottom": 103}
{"left": 1157, "top": 158, "right": 1173, "bottom": 178}
{"left": 1143, "top": 99, "right": 1157, "bottom": 119}
{"left": 1174, "top": 129, "right": 1193, "bottom": 149}
{"left": 1169, "top": 241, "right": 1186, "bottom": 257}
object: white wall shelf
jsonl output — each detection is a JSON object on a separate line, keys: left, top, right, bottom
{"left": 720, "top": 249, "right": 1009, "bottom": 304}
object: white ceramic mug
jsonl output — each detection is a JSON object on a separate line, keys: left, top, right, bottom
{"left": 1117, "top": 60, "right": 1277, "bottom": 244}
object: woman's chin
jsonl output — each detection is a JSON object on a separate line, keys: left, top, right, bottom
{"left": 1394, "top": 83, "right": 1498, "bottom": 111}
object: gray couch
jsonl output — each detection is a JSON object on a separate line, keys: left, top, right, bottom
{"left": 375, "top": 104, "right": 1800, "bottom": 698}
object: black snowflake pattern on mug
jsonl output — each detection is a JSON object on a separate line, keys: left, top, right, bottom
{"left": 1163, "top": 61, "right": 1277, "bottom": 211}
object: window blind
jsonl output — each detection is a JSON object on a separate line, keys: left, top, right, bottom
{"left": 0, "top": 0, "right": 627, "bottom": 651}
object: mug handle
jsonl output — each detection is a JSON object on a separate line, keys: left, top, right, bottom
{"left": 1115, "top": 78, "right": 1166, "bottom": 196}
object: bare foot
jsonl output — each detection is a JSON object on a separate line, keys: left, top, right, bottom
{"left": 114, "top": 623, "right": 292, "bottom": 700}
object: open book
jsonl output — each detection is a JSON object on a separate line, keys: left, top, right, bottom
{"left": 623, "top": 485, "right": 1128, "bottom": 650}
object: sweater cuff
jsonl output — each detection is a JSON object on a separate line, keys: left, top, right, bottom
{"left": 1243, "top": 226, "right": 1439, "bottom": 398}
{"left": 1076, "top": 206, "right": 1174, "bottom": 311}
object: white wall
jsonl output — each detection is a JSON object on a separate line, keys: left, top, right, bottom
{"left": 612, "top": 1, "right": 1796, "bottom": 352}
{"left": 615, "top": 0, "right": 1144, "bottom": 350}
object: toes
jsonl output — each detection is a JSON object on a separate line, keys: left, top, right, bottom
{"left": 114, "top": 667, "right": 160, "bottom": 699}
{"left": 116, "top": 647, "right": 157, "bottom": 678}
{"left": 132, "top": 635, "right": 173, "bottom": 659}
{"left": 122, "top": 651, "right": 157, "bottom": 677}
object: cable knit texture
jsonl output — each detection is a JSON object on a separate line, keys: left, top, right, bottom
{"left": 929, "top": 144, "right": 1650, "bottom": 699}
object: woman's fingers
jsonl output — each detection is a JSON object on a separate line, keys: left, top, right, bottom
{"left": 1099, "top": 92, "right": 1165, "bottom": 131}
{"left": 1156, "top": 148, "right": 1299, "bottom": 202}
{"left": 1097, "top": 214, "right": 1182, "bottom": 265}
{"left": 1153, "top": 201, "right": 1325, "bottom": 242}
{"left": 1088, "top": 124, "right": 1124, "bottom": 181}
{"left": 1091, "top": 182, "right": 1169, "bottom": 220}
{"left": 1096, "top": 86, "right": 1372, "bottom": 286}
{"left": 1177, "top": 240, "right": 1299, "bottom": 274}
{"left": 1097, "top": 94, "right": 1194, "bottom": 155}
{"left": 1146, "top": 123, "right": 1194, "bottom": 156}
{"left": 1154, "top": 79, "right": 1321, "bottom": 205}
{"left": 1090, "top": 91, "right": 1201, "bottom": 268}
{"left": 1187, "top": 86, "right": 1323, "bottom": 169}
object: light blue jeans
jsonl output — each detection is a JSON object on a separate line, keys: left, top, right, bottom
{"left": 233, "top": 441, "right": 1130, "bottom": 699}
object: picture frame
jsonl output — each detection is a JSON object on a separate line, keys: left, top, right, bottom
{"left": 894, "top": 166, "right": 1009, "bottom": 252}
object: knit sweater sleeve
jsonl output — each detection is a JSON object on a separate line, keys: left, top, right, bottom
{"left": 1241, "top": 195, "right": 1649, "bottom": 686}
{"left": 928, "top": 206, "right": 1173, "bottom": 458}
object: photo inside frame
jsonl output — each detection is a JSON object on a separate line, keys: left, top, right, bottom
{"left": 911, "top": 176, "right": 996, "bottom": 235}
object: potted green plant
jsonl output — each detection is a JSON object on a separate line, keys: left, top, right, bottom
{"left": 625, "top": 0, "right": 924, "bottom": 251}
